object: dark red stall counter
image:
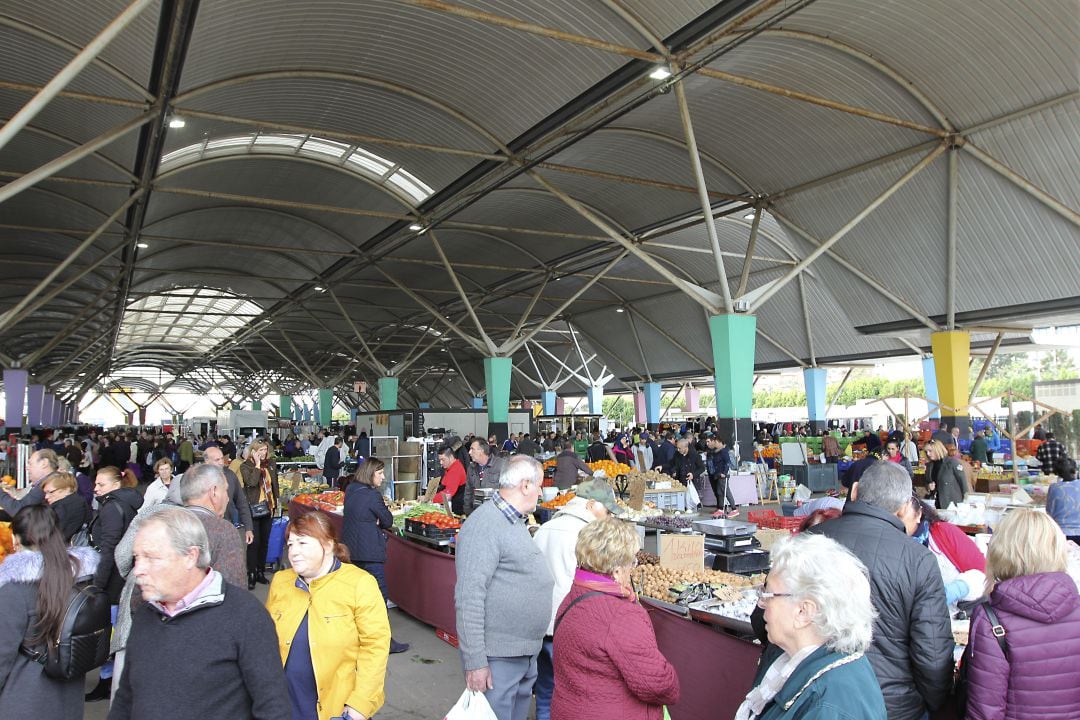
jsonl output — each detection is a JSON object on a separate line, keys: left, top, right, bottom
{"left": 286, "top": 500, "right": 759, "bottom": 719}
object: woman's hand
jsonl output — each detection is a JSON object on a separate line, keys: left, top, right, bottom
{"left": 342, "top": 705, "right": 366, "bottom": 720}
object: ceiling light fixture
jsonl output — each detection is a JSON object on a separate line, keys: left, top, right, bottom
{"left": 136, "top": 242, "right": 149, "bottom": 248}
{"left": 313, "top": 286, "right": 325, "bottom": 292}
{"left": 649, "top": 67, "right": 671, "bottom": 80}
{"left": 168, "top": 117, "right": 185, "bottom": 129}
{"left": 744, "top": 213, "right": 756, "bottom": 220}
{"left": 408, "top": 223, "right": 423, "bottom": 231}
{"left": 615, "top": 307, "right": 625, "bottom": 313}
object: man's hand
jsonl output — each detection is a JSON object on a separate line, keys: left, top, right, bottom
{"left": 245, "top": 530, "right": 254, "bottom": 545}
{"left": 465, "top": 667, "right": 493, "bottom": 692}
{"left": 342, "top": 705, "right": 366, "bottom": 720}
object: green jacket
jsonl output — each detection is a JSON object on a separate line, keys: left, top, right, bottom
{"left": 969, "top": 436, "right": 990, "bottom": 464}
{"left": 748, "top": 645, "right": 887, "bottom": 720}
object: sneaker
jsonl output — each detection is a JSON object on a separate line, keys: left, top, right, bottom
{"left": 386, "top": 600, "right": 397, "bottom": 609}
{"left": 725, "top": 509, "right": 741, "bottom": 519}
{"left": 85, "top": 677, "right": 111, "bottom": 702}
{"left": 710, "top": 509, "right": 725, "bottom": 519}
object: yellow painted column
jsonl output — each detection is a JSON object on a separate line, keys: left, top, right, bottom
{"left": 930, "top": 330, "right": 970, "bottom": 430}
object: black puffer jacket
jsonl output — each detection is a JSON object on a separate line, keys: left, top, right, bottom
{"left": 807, "top": 500, "right": 953, "bottom": 720}
{"left": 89, "top": 486, "right": 143, "bottom": 603}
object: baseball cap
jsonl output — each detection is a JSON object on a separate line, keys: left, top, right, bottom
{"left": 575, "top": 479, "right": 624, "bottom": 516}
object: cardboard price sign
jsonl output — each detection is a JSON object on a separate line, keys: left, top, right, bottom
{"left": 628, "top": 474, "right": 647, "bottom": 510}
{"left": 659, "top": 533, "right": 705, "bottom": 572}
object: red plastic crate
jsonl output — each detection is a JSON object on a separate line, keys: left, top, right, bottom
{"left": 759, "top": 515, "right": 802, "bottom": 532}
{"left": 747, "top": 509, "right": 779, "bottom": 524}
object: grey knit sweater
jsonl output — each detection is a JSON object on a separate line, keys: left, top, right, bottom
{"left": 454, "top": 498, "right": 554, "bottom": 670}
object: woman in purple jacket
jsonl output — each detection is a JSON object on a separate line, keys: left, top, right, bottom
{"left": 965, "top": 509, "right": 1080, "bottom": 720}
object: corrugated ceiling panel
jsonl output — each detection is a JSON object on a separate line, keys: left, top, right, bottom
{"left": 966, "top": 98, "right": 1080, "bottom": 211}
{"left": 181, "top": 0, "right": 628, "bottom": 144}
{"left": 3, "top": 0, "right": 159, "bottom": 87}
{"left": 616, "top": 73, "right": 929, "bottom": 194}
{"left": 0, "top": 129, "right": 132, "bottom": 182}
{"left": 784, "top": 0, "right": 1079, "bottom": 129}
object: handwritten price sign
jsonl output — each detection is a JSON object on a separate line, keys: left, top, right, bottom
{"left": 659, "top": 533, "right": 705, "bottom": 572}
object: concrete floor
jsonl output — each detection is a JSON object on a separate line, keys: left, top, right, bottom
{"left": 83, "top": 580, "right": 477, "bottom": 720}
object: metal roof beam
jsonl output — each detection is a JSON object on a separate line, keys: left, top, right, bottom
{"left": 961, "top": 142, "right": 1080, "bottom": 229}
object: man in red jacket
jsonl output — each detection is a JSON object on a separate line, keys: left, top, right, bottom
{"left": 433, "top": 446, "right": 467, "bottom": 514}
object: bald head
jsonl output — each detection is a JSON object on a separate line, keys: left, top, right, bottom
{"left": 203, "top": 446, "right": 224, "bottom": 465}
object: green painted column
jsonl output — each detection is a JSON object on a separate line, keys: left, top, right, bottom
{"left": 484, "top": 357, "right": 512, "bottom": 442}
{"left": 279, "top": 395, "right": 292, "bottom": 419}
{"left": 252, "top": 399, "right": 262, "bottom": 411}
{"left": 378, "top": 376, "right": 399, "bottom": 411}
{"left": 318, "top": 388, "right": 333, "bottom": 426}
{"left": 709, "top": 314, "right": 757, "bottom": 462}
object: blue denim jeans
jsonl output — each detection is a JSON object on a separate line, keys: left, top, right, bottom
{"left": 533, "top": 639, "right": 554, "bottom": 720}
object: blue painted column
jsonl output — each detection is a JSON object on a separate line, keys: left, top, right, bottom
{"left": 471, "top": 397, "right": 484, "bottom": 409}
{"left": 27, "top": 384, "right": 44, "bottom": 426}
{"left": 484, "top": 357, "right": 512, "bottom": 442}
{"left": 587, "top": 384, "right": 603, "bottom": 415}
{"left": 4, "top": 370, "right": 26, "bottom": 431}
{"left": 803, "top": 367, "right": 827, "bottom": 433}
{"left": 922, "top": 356, "right": 941, "bottom": 420}
{"left": 419, "top": 402, "right": 431, "bottom": 409}
{"left": 318, "top": 388, "right": 333, "bottom": 426}
{"left": 643, "top": 382, "right": 661, "bottom": 428}
{"left": 378, "top": 377, "right": 399, "bottom": 411}
{"left": 541, "top": 390, "right": 557, "bottom": 416}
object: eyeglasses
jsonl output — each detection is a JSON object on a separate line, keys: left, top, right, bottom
{"left": 754, "top": 584, "right": 795, "bottom": 608}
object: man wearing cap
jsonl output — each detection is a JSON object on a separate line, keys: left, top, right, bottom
{"left": 532, "top": 479, "right": 620, "bottom": 720}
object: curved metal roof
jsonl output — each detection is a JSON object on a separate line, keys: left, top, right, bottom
{"left": 0, "top": 0, "right": 1077, "bottom": 415}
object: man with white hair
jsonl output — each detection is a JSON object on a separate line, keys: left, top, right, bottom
{"left": 110, "top": 506, "right": 289, "bottom": 720}
{"left": 176, "top": 464, "right": 247, "bottom": 588}
{"left": 455, "top": 455, "right": 554, "bottom": 720}
{"left": 202, "top": 445, "right": 254, "bottom": 546}
{"left": 807, "top": 461, "right": 952, "bottom": 720}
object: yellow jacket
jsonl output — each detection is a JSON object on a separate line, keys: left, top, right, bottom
{"left": 266, "top": 563, "right": 390, "bottom": 720}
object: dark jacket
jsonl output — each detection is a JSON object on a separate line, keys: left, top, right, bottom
{"left": 238, "top": 460, "right": 280, "bottom": 508}
{"left": 966, "top": 571, "right": 1080, "bottom": 720}
{"left": 553, "top": 450, "right": 593, "bottom": 490}
{"left": 705, "top": 447, "right": 732, "bottom": 480}
{"left": 586, "top": 441, "right": 610, "bottom": 463}
{"left": 748, "top": 644, "right": 887, "bottom": 720}
{"left": 110, "top": 577, "right": 290, "bottom": 720}
{"left": 223, "top": 466, "right": 254, "bottom": 532}
{"left": 671, "top": 450, "right": 705, "bottom": 483}
{"left": 654, "top": 441, "right": 676, "bottom": 473}
{"left": 89, "top": 486, "right": 143, "bottom": 603}
{"left": 807, "top": 501, "right": 953, "bottom": 720}
{"left": 341, "top": 483, "right": 394, "bottom": 563}
{"left": 322, "top": 445, "right": 343, "bottom": 480}
{"left": 463, "top": 456, "right": 503, "bottom": 515}
{"left": 0, "top": 547, "right": 100, "bottom": 720}
{"left": 51, "top": 492, "right": 91, "bottom": 543}
{"left": 927, "top": 458, "right": 967, "bottom": 509}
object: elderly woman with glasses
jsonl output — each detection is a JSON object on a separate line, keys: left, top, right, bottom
{"left": 737, "top": 533, "right": 886, "bottom": 720}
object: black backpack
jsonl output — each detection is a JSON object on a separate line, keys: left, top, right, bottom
{"left": 20, "top": 577, "right": 112, "bottom": 679}
{"left": 955, "top": 601, "right": 1009, "bottom": 715}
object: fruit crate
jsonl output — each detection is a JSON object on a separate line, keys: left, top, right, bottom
{"left": 747, "top": 510, "right": 801, "bottom": 532}
{"left": 404, "top": 519, "right": 459, "bottom": 539}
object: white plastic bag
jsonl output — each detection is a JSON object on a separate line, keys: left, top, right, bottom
{"left": 686, "top": 478, "right": 701, "bottom": 507}
{"left": 443, "top": 689, "right": 498, "bottom": 720}
{"left": 793, "top": 484, "right": 812, "bottom": 502}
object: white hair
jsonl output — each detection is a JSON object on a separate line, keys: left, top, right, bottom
{"left": 141, "top": 506, "right": 211, "bottom": 569}
{"left": 178, "top": 463, "right": 226, "bottom": 504}
{"left": 770, "top": 533, "right": 875, "bottom": 655}
{"left": 499, "top": 454, "right": 542, "bottom": 489}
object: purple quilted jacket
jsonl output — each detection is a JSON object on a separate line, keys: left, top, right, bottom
{"left": 965, "top": 571, "right": 1080, "bottom": 719}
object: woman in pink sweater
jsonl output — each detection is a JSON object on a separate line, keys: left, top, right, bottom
{"left": 551, "top": 518, "right": 679, "bottom": 720}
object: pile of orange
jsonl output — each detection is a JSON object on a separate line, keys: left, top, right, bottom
{"left": 540, "top": 492, "right": 575, "bottom": 510}
{"left": 586, "top": 460, "right": 631, "bottom": 476}
{"left": 0, "top": 522, "right": 13, "bottom": 564}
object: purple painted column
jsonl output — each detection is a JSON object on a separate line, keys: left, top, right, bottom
{"left": 4, "top": 369, "right": 27, "bottom": 431}
{"left": 27, "top": 384, "right": 44, "bottom": 426}
{"left": 43, "top": 393, "right": 56, "bottom": 427}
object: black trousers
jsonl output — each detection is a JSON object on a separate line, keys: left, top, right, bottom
{"left": 247, "top": 514, "right": 272, "bottom": 574}
{"left": 710, "top": 473, "right": 736, "bottom": 509}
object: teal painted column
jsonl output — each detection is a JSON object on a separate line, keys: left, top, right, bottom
{"left": 252, "top": 399, "right": 262, "bottom": 411}
{"left": 318, "top": 388, "right": 333, "bottom": 426}
{"left": 541, "top": 390, "right": 557, "bottom": 415}
{"left": 587, "top": 384, "right": 603, "bottom": 415}
{"left": 710, "top": 314, "right": 757, "bottom": 461}
{"left": 922, "top": 356, "right": 940, "bottom": 420}
{"left": 484, "top": 357, "right": 512, "bottom": 442}
{"left": 378, "top": 377, "right": 399, "bottom": 411}
{"left": 279, "top": 395, "right": 292, "bottom": 419}
{"left": 643, "top": 382, "right": 661, "bottom": 428}
{"left": 803, "top": 367, "right": 827, "bottom": 432}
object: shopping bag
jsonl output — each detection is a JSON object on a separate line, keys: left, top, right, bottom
{"left": 443, "top": 689, "right": 498, "bottom": 720}
{"left": 686, "top": 477, "right": 701, "bottom": 507}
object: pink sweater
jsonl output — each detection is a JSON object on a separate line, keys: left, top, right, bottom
{"left": 551, "top": 582, "right": 679, "bottom": 720}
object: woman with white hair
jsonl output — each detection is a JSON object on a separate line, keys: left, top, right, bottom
{"left": 737, "top": 533, "right": 886, "bottom": 720}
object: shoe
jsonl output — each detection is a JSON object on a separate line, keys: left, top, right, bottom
{"left": 725, "top": 509, "right": 741, "bottom": 519}
{"left": 710, "top": 509, "right": 725, "bottom": 519}
{"left": 386, "top": 600, "right": 398, "bottom": 609}
{"left": 247, "top": 573, "right": 256, "bottom": 590}
{"left": 85, "top": 677, "right": 111, "bottom": 702}
{"left": 389, "top": 639, "right": 410, "bottom": 654}
{"left": 256, "top": 572, "right": 270, "bottom": 585}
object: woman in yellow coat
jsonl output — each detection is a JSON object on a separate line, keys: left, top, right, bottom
{"left": 266, "top": 510, "right": 390, "bottom": 720}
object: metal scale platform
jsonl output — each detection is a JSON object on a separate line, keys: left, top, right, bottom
{"left": 692, "top": 518, "right": 771, "bottom": 574}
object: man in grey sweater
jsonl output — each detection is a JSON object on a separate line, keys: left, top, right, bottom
{"left": 454, "top": 455, "right": 554, "bottom": 720}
